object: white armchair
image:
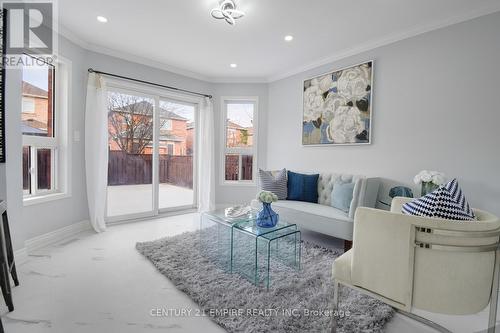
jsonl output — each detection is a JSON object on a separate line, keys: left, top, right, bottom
{"left": 332, "top": 197, "right": 500, "bottom": 332}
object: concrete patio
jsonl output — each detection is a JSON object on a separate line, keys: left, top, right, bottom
{"left": 106, "top": 184, "right": 194, "bottom": 217}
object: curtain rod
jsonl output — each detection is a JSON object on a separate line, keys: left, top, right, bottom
{"left": 87, "top": 68, "right": 212, "bottom": 99}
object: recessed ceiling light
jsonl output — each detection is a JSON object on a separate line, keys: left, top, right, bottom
{"left": 284, "top": 35, "right": 294, "bottom": 42}
{"left": 230, "top": 63, "right": 237, "bottom": 68}
{"left": 97, "top": 16, "right": 108, "bottom": 23}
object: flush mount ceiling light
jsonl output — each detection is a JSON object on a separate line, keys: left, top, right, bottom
{"left": 230, "top": 63, "right": 237, "bottom": 68}
{"left": 211, "top": 0, "right": 245, "bottom": 26}
{"left": 284, "top": 35, "right": 294, "bottom": 42}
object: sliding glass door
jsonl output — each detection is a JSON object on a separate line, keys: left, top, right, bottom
{"left": 158, "top": 99, "right": 197, "bottom": 211}
{"left": 105, "top": 86, "right": 198, "bottom": 221}
{"left": 106, "top": 90, "right": 155, "bottom": 219}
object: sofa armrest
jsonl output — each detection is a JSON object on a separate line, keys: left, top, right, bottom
{"left": 362, "top": 178, "right": 380, "bottom": 208}
{"left": 348, "top": 177, "right": 380, "bottom": 219}
{"left": 390, "top": 196, "right": 414, "bottom": 213}
{"left": 351, "top": 207, "right": 414, "bottom": 306}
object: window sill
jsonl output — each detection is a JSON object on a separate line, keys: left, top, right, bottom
{"left": 221, "top": 181, "right": 257, "bottom": 187}
{"left": 23, "top": 192, "right": 71, "bottom": 207}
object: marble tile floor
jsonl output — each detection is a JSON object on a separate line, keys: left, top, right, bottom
{"left": 1, "top": 213, "right": 497, "bottom": 333}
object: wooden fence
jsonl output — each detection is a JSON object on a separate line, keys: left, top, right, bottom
{"left": 108, "top": 151, "right": 193, "bottom": 188}
{"left": 225, "top": 154, "right": 253, "bottom": 181}
{"left": 22, "top": 147, "right": 51, "bottom": 191}
{"left": 22, "top": 147, "right": 30, "bottom": 190}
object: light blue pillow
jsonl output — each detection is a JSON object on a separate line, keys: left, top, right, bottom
{"left": 331, "top": 182, "right": 355, "bottom": 213}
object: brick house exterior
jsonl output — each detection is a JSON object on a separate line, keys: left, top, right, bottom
{"left": 226, "top": 120, "right": 253, "bottom": 148}
{"left": 186, "top": 122, "right": 195, "bottom": 156}
{"left": 21, "top": 81, "right": 53, "bottom": 136}
{"left": 108, "top": 101, "right": 189, "bottom": 156}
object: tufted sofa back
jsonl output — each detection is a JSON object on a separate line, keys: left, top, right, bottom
{"left": 317, "top": 173, "right": 371, "bottom": 218}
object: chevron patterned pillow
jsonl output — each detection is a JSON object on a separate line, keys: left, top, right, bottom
{"left": 402, "top": 179, "right": 476, "bottom": 221}
{"left": 258, "top": 168, "right": 287, "bottom": 200}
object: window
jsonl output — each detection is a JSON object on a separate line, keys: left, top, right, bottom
{"left": 22, "top": 97, "right": 35, "bottom": 113}
{"left": 167, "top": 143, "right": 174, "bottom": 155}
{"left": 22, "top": 55, "right": 70, "bottom": 203}
{"left": 161, "top": 119, "right": 172, "bottom": 130}
{"left": 222, "top": 98, "right": 257, "bottom": 184}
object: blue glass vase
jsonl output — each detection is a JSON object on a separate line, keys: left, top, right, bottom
{"left": 256, "top": 202, "right": 279, "bottom": 228}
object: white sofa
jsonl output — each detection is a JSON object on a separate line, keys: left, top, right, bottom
{"left": 253, "top": 173, "right": 379, "bottom": 250}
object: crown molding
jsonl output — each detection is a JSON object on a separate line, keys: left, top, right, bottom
{"left": 57, "top": 5, "right": 500, "bottom": 84}
{"left": 84, "top": 40, "right": 269, "bottom": 83}
{"left": 267, "top": 4, "right": 500, "bottom": 82}
{"left": 58, "top": 23, "right": 266, "bottom": 83}
{"left": 84, "top": 43, "right": 214, "bottom": 82}
{"left": 210, "top": 76, "right": 269, "bottom": 84}
{"left": 57, "top": 23, "right": 215, "bottom": 82}
{"left": 57, "top": 23, "right": 91, "bottom": 50}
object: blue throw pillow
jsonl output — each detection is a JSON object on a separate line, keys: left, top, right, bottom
{"left": 331, "top": 181, "right": 355, "bottom": 213}
{"left": 287, "top": 171, "right": 319, "bottom": 203}
{"left": 402, "top": 179, "right": 475, "bottom": 221}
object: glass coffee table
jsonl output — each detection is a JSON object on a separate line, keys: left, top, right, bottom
{"left": 200, "top": 209, "right": 301, "bottom": 289}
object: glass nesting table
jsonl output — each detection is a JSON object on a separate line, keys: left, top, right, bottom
{"left": 200, "top": 209, "right": 301, "bottom": 289}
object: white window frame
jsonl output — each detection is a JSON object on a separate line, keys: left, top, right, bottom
{"left": 220, "top": 96, "right": 258, "bottom": 186}
{"left": 167, "top": 143, "right": 174, "bottom": 155}
{"left": 23, "top": 55, "right": 72, "bottom": 206}
{"left": 22, "top": 97, "right": 35, "bottom": 113}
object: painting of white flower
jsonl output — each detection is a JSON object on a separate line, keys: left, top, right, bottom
{"left": 302, "top": 61, "right": 373, "bottom": 145}
{"left": 326, "top": 106, "right": 364, "bottom": 143}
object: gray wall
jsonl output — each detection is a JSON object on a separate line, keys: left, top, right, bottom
{"left": 85, "top": 52, "right": 213, "bottom": 101}
{"left": 266, "top": 12, "right": 500, "bottom": 216}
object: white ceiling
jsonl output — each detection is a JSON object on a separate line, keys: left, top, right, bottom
{"left": 58, "top": 0, "right": 500, "bottom": 82}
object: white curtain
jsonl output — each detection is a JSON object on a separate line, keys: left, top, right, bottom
{"left": 84, "top": 73, "right": 108, "bottom": 232}
{"left": 197, "top": 97, "right": 215, "bottom": 212}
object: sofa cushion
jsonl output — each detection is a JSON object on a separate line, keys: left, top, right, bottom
{"left": 402, "top": 179, "right": 475, "bottom": 221}
{"left": 317, "top": 174, "right": 364, "bottom": 206}
{"left": 258, "top": 168, "right": 287, "bottom": 200}
{"left": 287, "top": 171, "right": 319, "bottom": 203}
{"left": 273, "top": 200, "right": 350, "bottom": 221}
{"left": 331, "top": 181, "right": 355, "bottom": 213}
{"left": 251, "top": 198, "right": 354, "bottom": 239}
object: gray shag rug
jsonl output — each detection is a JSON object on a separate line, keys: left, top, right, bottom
{"left": 136, "top": 230, "right": 393, "bottom": 333}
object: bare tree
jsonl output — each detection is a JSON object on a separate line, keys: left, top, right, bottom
{"left": 108, "top": 93, "right": 166, "bottom": 154}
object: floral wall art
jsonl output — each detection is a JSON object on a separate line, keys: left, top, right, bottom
{"left": 302, "top": 61, "right": 373, "bottom": 145}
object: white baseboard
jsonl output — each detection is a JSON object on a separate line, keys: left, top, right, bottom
{"left": 106, "top": 209, "right": 197, "bottom": 226}
{"left": 24, "top": 220, "right": 92, "bottom": 254}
